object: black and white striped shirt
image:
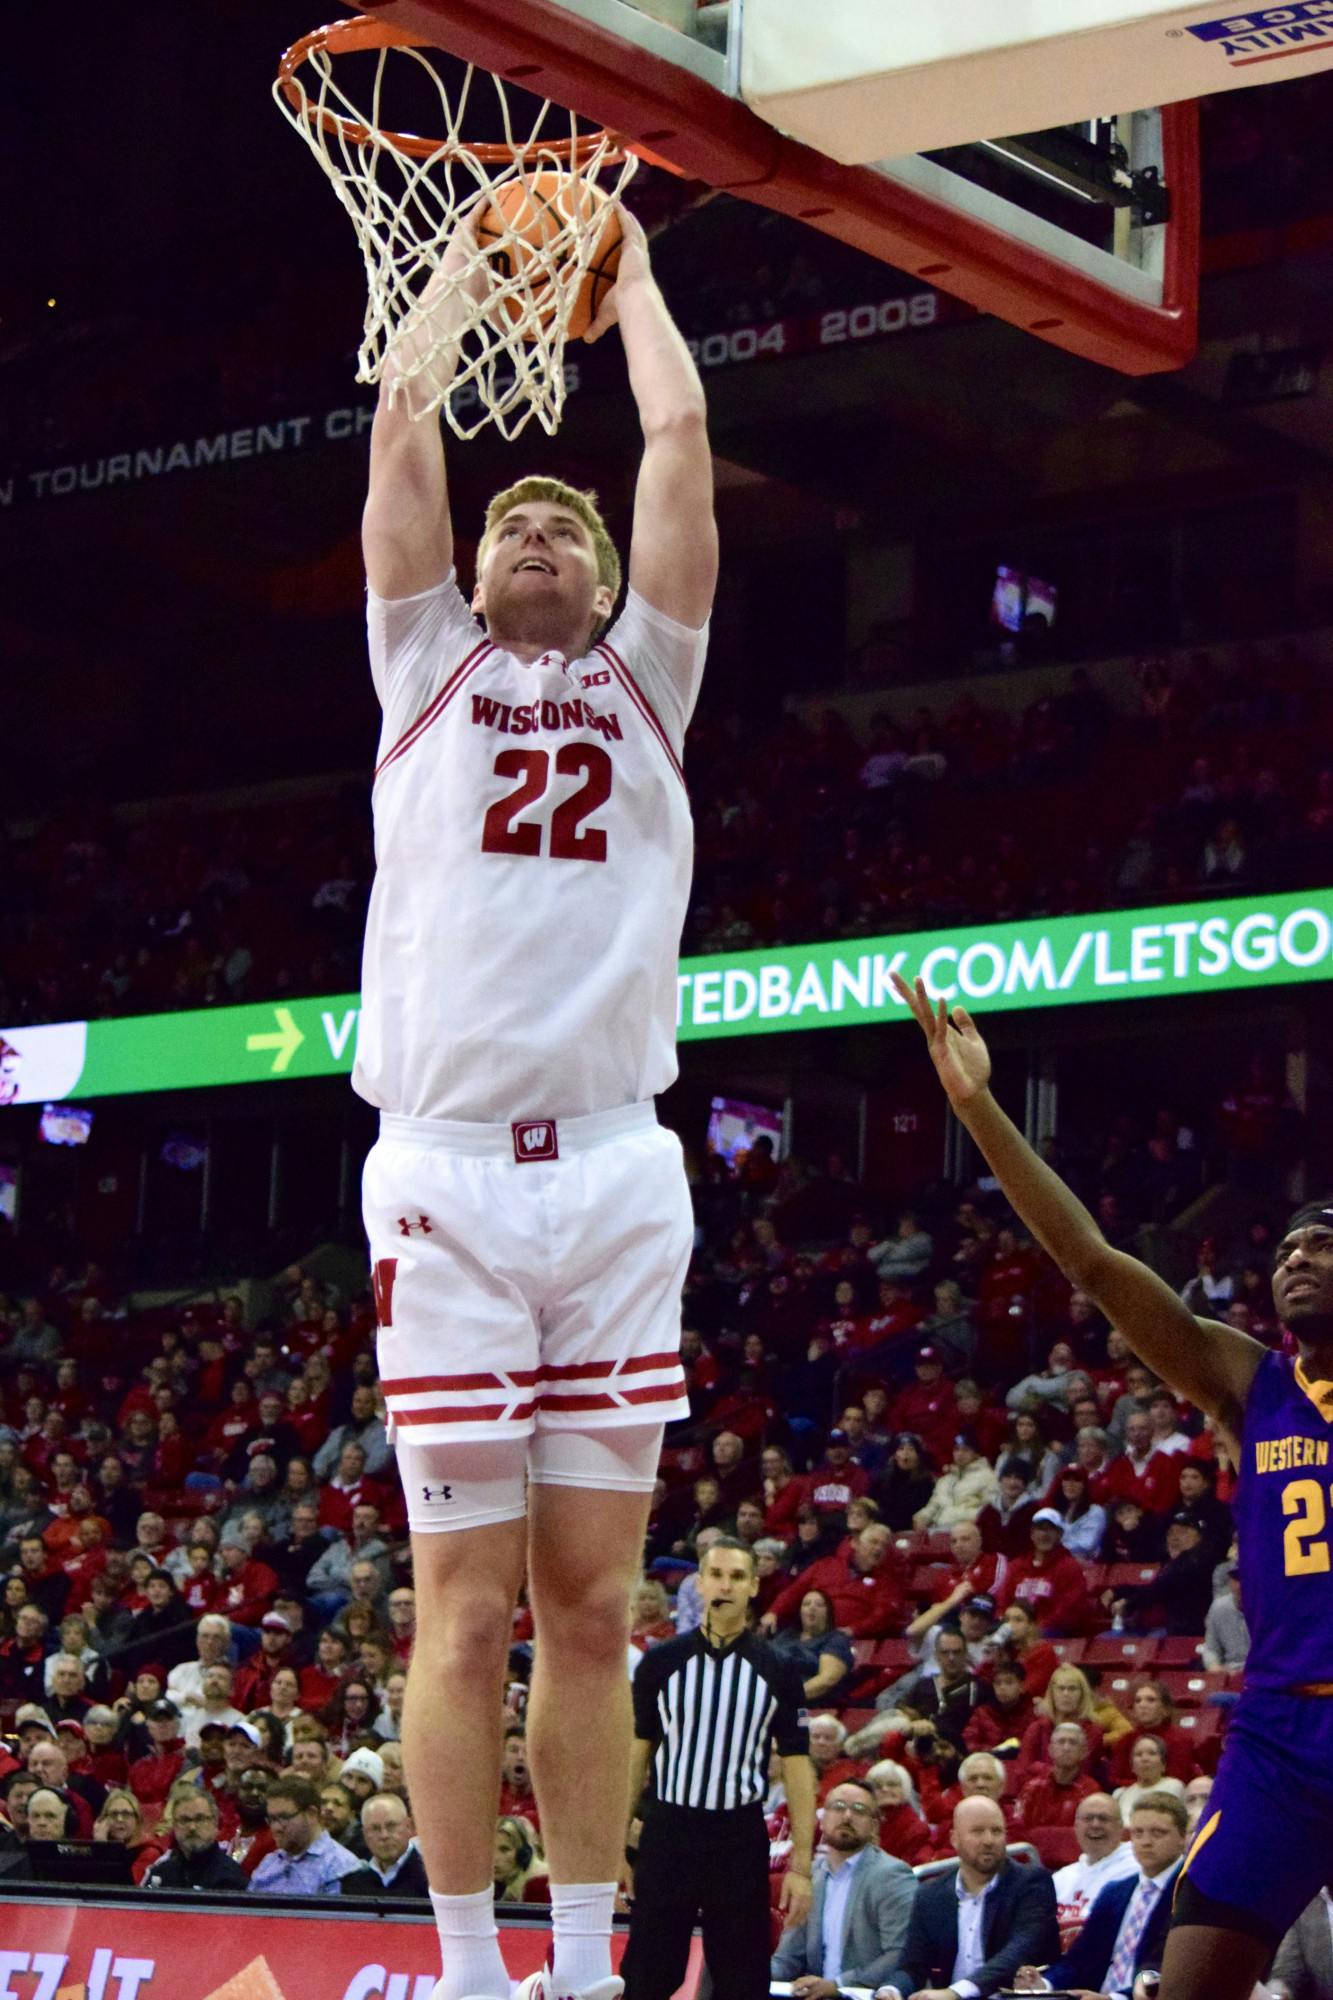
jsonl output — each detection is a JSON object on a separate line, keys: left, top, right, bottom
{"left": 632, "top": 1628, "right": 809, "bottom": 1811}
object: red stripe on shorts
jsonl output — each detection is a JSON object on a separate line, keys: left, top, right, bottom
{"left": 539, "top": 1380, "right": 684, "bottom": 1412}
{"left": 382, "top": 1369, "right": 541, "bottom": 1395}
{"left": 535, "top": 1350, "right": 680, "bottom": 1383}
{"left": 392, "top": 1403, "right": 511, "bottom": 1424}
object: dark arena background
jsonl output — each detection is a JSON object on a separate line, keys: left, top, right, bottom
{"left": 3, "top": 3, "right": 1333, "bottom": 1994}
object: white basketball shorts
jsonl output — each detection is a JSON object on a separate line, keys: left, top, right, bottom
{"left": 363, "top": 1101, "right": 692, "bottom": 1457}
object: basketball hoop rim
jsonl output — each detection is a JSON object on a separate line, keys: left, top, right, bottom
{"left": 277, "top": 15, "right": 627, "bottom": 166}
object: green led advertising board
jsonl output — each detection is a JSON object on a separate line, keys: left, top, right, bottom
{"left": 1, "top": 887, "right": 1330, "bottom": 1105}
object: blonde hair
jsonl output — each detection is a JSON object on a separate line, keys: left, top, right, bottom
{"left": 1039, "top": 1664, "right": 1097, "bottom": 1724}
{"left": 478, "top": 477, "right": 621, "bottom": 637}
{"left": 95, "top": 1788, "right": 144, "bottom": 1841}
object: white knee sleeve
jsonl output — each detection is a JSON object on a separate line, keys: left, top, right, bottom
{"left": 397, "top": 1432, "right": 529, "bottom": 1534}
{"left": 528, "top": 1422, "right": 663, "bottom": 1493}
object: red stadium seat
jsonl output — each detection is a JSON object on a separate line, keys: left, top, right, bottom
{"left": 1027, "top": 1825, "right": 1081, "bottom": 1869}
{"left": 908, "top": 1564, "right": 951, "bottom": 1598}
{"left": 896, "top": 1531, "right": 930, "bottom": 1558}
{"left": 1104, "top": 1672, "right": 1151, "bottom": 1711}
{"left": 851, "top": 1640, "right": 877, "bottom": 1669}
{"left": 838, "top": 1707, "right": 877, "bottom": 1732}
{"left": 1106, "top": 1563, "right": 1161, "bottom": 1591}
{"left": 1080, "top": 1564, "right": 1109, "bottom": 1594}
{"left": 1049, "top": 1638, "right": 1087, "bottom": 1665}
{"left": 870, "top": 1639, "right": 914, "bottom": 1671}
{"left": 924, "top": 1533, "right": 954, "bottom": 1560}
{"left": 1175, "top": 1707, "right": 1222, "bottom": 1745}
{"left": 1158, "top": 1670, "right": 1231, "bottom": 1705}
{"left": 1155, "top": 1636, "right": 1204, "bottom": 1667}
{"left": 1084, "top": 1635, "right": 1160, "bottom": 1667}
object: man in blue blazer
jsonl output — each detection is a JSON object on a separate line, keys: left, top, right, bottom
{"left": 1013, "top": 1791, "right": 1189, "bottom": 1999}
{"left": 877, "top": 1797, "right": 1059, "bottom": 2000}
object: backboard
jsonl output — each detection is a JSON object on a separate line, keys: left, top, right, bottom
{"left": 351, "top": 0, "right": 1206, "bottom": 373}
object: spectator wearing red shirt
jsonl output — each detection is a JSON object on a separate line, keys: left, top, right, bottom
{"left": 1102, "top": 1410, "right": 1179, "bottom": 1519}
{"left": 763, "top": 1522, "right": 905, "bottom": 1638}
{"left": 298, "top": 1628, "right": 354, "bottom": 1712}
{"left": 386, "top": 1586, "right": 416, "bottom": 1666}
{"left": 850, "top": 1276, "right": 923, "bottom": 1358}
{"left": 993, "top": 1602, "right": 1059, "bottom": 1700}
{"left": 126, "top": 1698, "right": 191, "bottom": 1809}
{"left": 929, "top": 1519, "right": 1008, "bottom": 1606}
{"left": 1016, "top": 1664, "right": 1106, "bottom": 1781}
{"left": 807, "top": 1714, "right": 865, "bottom": 1803}
{"left": 700, "top": 1369, "right": 777, "bottom": 1449}
{"left": 952, "top": 1379, "right": 1008, "bottom": 1465}
{"left": 679, "top": 1327, "right": 721, "bottom": 1417}
{"left": 863, "top": 1759, "right": 936, "bottom": 1864}
{"left": 963, "top": 1661, "right": 1035, "bottom": 1754}
{"left": 215, "top": 1535, "right": 278, "bottom": 1627}
{"left": 893, "top": 1347, "right": 958, "bottom": 1464}
{"left": 317, "top": 1440, "right": 393, "bottom": 1536}
{"left": 804, "top": 1430, "right": 872, "bottom": 1522}
{"left": 976, "top": 1457, "right": 1039, "bottom": 1558}
{"left": 1014, "top": 1722, "right": 1101, "bottom": 1828}
{"left": 0, "top": 1606, "right": 52, "bottom": 1706}
{"left": 708, "top": 1430, "right": 760, "bottom": 1517}
{"left": 179, "top": 1542, "right": 223, "bottom": 1617}
{"left": 58, "top": 1517, "right": 111, "bottom": 1609}
{"left": 498, "top": 1728, "right": 541, "bottom": 1832}
{"left": 761, "top": 1446, "right": 809, "bottom": 1538}
{"left": 232, "top": 1613, "right": 296, "bottom": 1711}
{"left": 996, "top": 1510, "right": 1093, "bottom": 1635}
{"left": 44, "top": 1488, "right": 112, "bottom": 1565}
{"left": 1106, "top": 1682, "right": 1199, "bottom": 1785}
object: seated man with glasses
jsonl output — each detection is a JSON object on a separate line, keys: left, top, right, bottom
{"left": 143, "top": 1785, "right": 249, "bottom": 1892}
{"left": 248, "top": 1773, "right": 361, "bottom": 1896}
{"left": 771, "top": 1778, "right": 917, "bottom": 1997}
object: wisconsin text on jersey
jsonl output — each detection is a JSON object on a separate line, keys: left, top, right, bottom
{"left": 470, "top": 692, "right": 623, "bottom": 743}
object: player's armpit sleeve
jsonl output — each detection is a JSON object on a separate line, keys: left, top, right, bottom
{"left": 772, "top": 1657, "right": 811, "bottom": 1757}
{"left": 366, "top": 569, "right": 481, "bottom": 730}
{"left": 597, "top": 587, "right": 709, "bottom": 749}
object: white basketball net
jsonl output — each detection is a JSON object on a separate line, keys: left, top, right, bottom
{"left": 274, "top": 30, "right": 638, "bottom": 440}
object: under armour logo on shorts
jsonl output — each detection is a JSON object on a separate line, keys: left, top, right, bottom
{"left": 512, "top": 1119, "right": 559, "bottom": 1162}
{"left": 398, "top": 1213, "right": 433, "bottom": 1236}
{"left": 421, "top": 1484, "right": 453, "bottom": 1503}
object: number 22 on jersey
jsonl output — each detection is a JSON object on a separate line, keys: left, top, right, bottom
{"left": 1283, "top": 1477, "right": 1333, "bottom": 1575}
{"left": 481, "top": 742, "right": 612, "bottom": 863}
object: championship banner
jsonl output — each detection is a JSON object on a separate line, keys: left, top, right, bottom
{"left": 0, "top": 1900, "right": 700, "bottom": 2000}
{"left": 1, "top": 887, "right": 1331, "bottom": 1105}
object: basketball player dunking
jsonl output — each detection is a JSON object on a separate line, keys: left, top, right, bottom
{"left": 356, "top": 208, "right": 716, "bottom": 2000}
{"left": 894, "top": 971, "right": 1333, "bottom": 2000}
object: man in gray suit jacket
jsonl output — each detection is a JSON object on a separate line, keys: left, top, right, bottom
{"left": 1270, "top": 1889, "right": 1333, "bottom": 2000}
{"left": 771, "top": 1778, "right": 917, "bottom": 1995}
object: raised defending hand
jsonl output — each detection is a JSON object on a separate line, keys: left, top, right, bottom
{"left": 584, "top": 205, "right": 651, "bottom": 344}
{"left": 890, "top": 972, "right": 992, "bottom": 1110}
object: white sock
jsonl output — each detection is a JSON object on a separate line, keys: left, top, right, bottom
{"left": 429, "top": 1886, "right": 509, "bottom": 2000}
{"left": 549, "top": 1880, "right": 616, "bottom": 1996}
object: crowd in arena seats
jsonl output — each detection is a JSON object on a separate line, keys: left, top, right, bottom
{"left": 1, "top": 632, "right": 1329, "bottom": 1032}
{"left": 0, "top": 1095, "right": 1289, "bottom": 1949}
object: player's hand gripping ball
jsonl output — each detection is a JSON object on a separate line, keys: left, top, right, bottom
{"left": 475, "top": 172, "right": 623, "bottom": 341}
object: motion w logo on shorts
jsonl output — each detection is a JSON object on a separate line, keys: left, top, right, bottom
{"left": 512, "top": 1119, "right": 559, "bottom": 1162}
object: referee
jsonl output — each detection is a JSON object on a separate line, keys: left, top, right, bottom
{"left": 621, "top": 1536, "right": 816, "bottom": 2000}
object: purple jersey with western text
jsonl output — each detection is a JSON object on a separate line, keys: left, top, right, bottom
{"left": 1233, "top": 1347, "right": 1333, "bottom": 1691}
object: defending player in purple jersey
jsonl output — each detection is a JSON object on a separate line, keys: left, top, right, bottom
{"left": 894, "top": 966, "right": 1333, "bottom": 2000}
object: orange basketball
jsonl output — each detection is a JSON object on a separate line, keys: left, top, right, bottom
{"left": 475, "top": 172, "right": 623, "bottom": 342}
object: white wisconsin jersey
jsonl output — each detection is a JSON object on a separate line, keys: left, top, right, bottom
{"left": 354, "top": 572, "right": 707, "bottom": 1122}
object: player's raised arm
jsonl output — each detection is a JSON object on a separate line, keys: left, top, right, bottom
{"left": 891, "top": 973, "right": 1267, "bottom": 1446}
{"left": 587, "top": 208, "right": 717, "bottom": 629}
{"left": 361, "top": 222, "right": 486, "bottom": 600}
